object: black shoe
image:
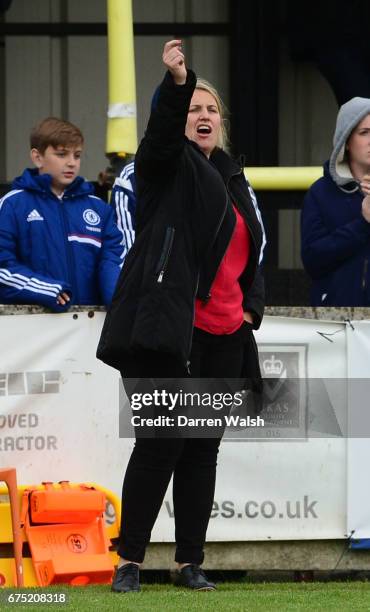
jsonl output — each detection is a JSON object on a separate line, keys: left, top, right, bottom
{"left": 111, "top": 563, "right": 140, "bottom": 593}
{"left": 174, "top": 564, "right": 216, "bottom": 591}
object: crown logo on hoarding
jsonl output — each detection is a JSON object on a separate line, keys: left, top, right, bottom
{"left": 262, "top": 355, "right": 284, "bottom": 376}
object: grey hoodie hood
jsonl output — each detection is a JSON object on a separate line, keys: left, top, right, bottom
{"left": 329, "top": 96, "right": 370, "bottom": 187}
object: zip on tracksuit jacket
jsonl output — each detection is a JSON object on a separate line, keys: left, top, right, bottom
{"left": 110, "top": 161, "right": 136, "bottom": 265}
{"left": 0, "top": 168, "right": 123, "bottom": 311}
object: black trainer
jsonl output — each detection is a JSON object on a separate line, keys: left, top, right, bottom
{"left": 111, "top": 562, "right": 140, "bottom": 593}
{"left": 174, "top": 564, "right": 216, "bottom": 591}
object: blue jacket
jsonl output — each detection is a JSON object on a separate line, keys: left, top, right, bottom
{"left": 301, "top": 162, "right": 370, "bottom": 306}
{"left": 110, "top": 161, "right": 136, "bottom": 264}
{"left": 0, "top": 168, "right": 123, "bottom": 311}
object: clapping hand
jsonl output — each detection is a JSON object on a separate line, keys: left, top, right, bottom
{"left": 360, "top": 174, "right": 370, "bottom": 222}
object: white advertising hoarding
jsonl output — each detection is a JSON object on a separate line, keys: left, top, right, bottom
{"left": 0, "top": 312, "right": 356, "bottom": 541}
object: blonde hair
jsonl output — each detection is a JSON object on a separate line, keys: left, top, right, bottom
{"left": 195, "top": 78, "right": 230, "bottom": 152}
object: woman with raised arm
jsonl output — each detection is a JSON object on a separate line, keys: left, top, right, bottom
{"left": 98, "top": 40, "right": 265, "bottom": 593}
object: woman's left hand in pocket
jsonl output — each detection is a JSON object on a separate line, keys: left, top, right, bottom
{"left": 243, "top": 311, "right": 254, "bottom": 325}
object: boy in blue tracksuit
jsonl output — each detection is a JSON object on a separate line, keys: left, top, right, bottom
{"left": 0, "top": 117, "right": 123, "bottom": 312}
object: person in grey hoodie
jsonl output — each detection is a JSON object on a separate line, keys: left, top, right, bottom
{"left": 301, "top": 97, "right": 370, "bottom": 306}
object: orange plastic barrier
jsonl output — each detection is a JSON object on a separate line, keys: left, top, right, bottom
{"left": 21, "top": 481, "right": 114, "bottom": 587}
{"left": 29, "top": 481, "right": 106, "bottom": 524}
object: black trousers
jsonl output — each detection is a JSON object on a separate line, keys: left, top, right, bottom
{"left": 118, "top": 325, "right": 247, "bottom": 564}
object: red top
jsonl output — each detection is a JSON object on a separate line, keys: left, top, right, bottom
{"left": 194, "top": 205, "right": 250, "bottom": 335}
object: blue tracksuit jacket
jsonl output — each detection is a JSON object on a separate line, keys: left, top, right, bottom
{"left": 0, "top": 168, "right": 123, "bottom": 311}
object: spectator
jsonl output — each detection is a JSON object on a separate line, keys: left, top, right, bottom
{"left": 110, "top": 160, "right": 136, "bottom": 265}
{"left": 301, "top": 97, "right": 370, "bottom": 306}
{"left": 0, "top": 117, "right": 123, "bottom": 311}
{"left": 98, "top": 40, "right": 265, "bottom": 594}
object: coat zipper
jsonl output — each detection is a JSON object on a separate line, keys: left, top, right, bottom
{"left": 156, "top": 227, "right": 175, "bottom": 283}
{"left": 362, "top": 258, "right": 368, "bottom": 290}
{"left": 186, "top": 272, "right": 200, "bottom": 372}
{"left": 59, "top": 196, "right": 77, "bottom": 300}
{"left": 202, "top": 181, "right": 233, "bottom": 302}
